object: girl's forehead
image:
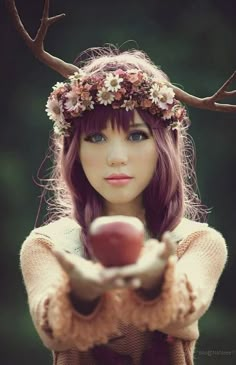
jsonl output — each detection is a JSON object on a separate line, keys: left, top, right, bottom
{"left": 131, "top": 110, "right": 146, "bottom": 125}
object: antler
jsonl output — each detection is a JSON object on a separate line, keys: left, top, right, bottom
{"left": 6, "top": 0, "right": 79, "bottom": 78}
{"left": 6, "top": 0, "right": 236, "bottom": 111}
{"left": 172, "top": 71, "right": 236, "bottom": 112}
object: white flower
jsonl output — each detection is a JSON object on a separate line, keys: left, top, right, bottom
{"left": 157, "top": 85, "right": 175, "bottom": 110}
{"left": 53, "top": 124, "right": 61, "bottom": 134}
{"left": 104, "top": 73, "right": 123, "bottom": 92}
{"left": 69, "top": 70, "right": 86, "bottom": 82}
{"left": 149, "top": 83, "right": 161, "bottom": 104}
{"left": 45, "top": 97, "right": 64, "bottom": 123}
{"left": 97, "top": 87, "right": 115, "bottom": 105}
{"left": 52, "top": 82, "right": 65, "bottom": 91}
{"left": 81, "top": 96, "right": 95, "bottom": 110}
{"left": 53, "top": 120, "right": 71, "bottom": 136}
{"left": 65, "top": 90, "right": 82, "bottom": 112}
{"left": 46, "top": 97, "right": 70, "bottom": 135}
{"left": 162, "top": 108, "right": 174, "bottom": 120}
{"left": 169, "top": 120, "right": 182, "bottom": 131}
{"left": 121, "top": 99, "right": 135, "bottom": 111}
{"left": 142, "top": 72, "right": 149, "bottom": 81}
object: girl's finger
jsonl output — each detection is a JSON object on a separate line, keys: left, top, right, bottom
{"left": 101, "top": 264, "right": 138, "bottom": 281}
{"left": 130, "top": 278, "right": 141, "bottom": 288}
{"left": 161, "top": 232, "right": 177, "bottom": 258}
{"left": 114, "top": 278, "right": 126, "bottom": 287}
{"left": 144, "top": 238, "right": 160, "bottom": 249}
{"left": 114, "top": 277, "right": 141, "bottom": 289}
{"left": 100, "top": 268, "right": 120, "bottom": 281}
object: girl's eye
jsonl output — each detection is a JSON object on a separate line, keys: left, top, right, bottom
{"left": 128, "top": 131, "right": 149, "bottom": 142}
{"left": 84, "top": 133, "right": 106, "bottom": 143}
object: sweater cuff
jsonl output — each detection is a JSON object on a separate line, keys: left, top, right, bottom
{"left": 120, "top": 256, "right": 196, "bottom": 331}
{"left": 40, "top": 275, "right": 121, "bottom": 351}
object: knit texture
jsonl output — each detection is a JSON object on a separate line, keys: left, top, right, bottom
{"left": 20, "top": 218, "right": 227, "bottom": 364}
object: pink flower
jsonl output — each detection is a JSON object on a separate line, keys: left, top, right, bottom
{"left": 83, "top": 83, "right": 93, "bottom": 91}
{"left": 119, "top": 87, "right": 126, "bottom": 95}
{"left": 114, "top": 69, "right": 126, "bottom": 76}
{"left": 141, "top": 99, "right": 152, "bottom": 108}
{"left": 114, "top": 92, "right": 123, "bottom": 100}
{"left": 128, "top": 73, "right": 140, "bottom": 83}
{"left": 80, "top": 91, "right": 91, "bottom": 100}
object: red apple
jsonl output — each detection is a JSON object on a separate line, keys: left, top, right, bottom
{"left": 88, "top": 216, "right": 144, "bottom": 267}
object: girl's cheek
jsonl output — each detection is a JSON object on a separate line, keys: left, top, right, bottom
{"left": 81, "top": 150, "right": 104, "bottom": 168}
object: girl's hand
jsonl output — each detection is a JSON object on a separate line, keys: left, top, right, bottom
{"left": 100, "top": 232, "right": 177, "bottom": 295}
{"left": 52, "top": 231, "right": 176, "bottom": 302}
{"left": 52, "top": 249, "right": 142, "bottom": 302}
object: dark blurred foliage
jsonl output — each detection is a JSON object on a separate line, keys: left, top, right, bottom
{"left": 1, "top": 0, "right": 235, "bottom": 364}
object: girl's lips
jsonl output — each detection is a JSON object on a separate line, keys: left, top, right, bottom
{"left": 106, "top": 174, "right": 132, "bottom": 179}
{"left": 105, "top": 177, "right": 133, "bottom": 186}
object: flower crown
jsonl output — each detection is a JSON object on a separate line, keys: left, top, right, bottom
{"left": 46, "top": 68, "right": 189, "bottom": 136}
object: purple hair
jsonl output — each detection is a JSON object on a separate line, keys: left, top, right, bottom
{"left": 45, "top": 48, "right": 208, "bottom": 255}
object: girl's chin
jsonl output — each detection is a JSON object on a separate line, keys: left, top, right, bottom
{"left": 102, "top": 195, "right": 142, "bottom": 207}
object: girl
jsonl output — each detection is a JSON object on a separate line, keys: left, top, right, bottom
{"left": 8, "top": 1, "right": 234, "bottom": 363}
{"left": 20, "top": 49, "right": 228, "bottom": 365}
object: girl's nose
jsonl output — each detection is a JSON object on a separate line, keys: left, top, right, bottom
{"left": 107, "top": 142, "right": 128, "bottom": 166}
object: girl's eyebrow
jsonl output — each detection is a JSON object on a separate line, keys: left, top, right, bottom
{"left": 129, "top": 123, "right": 148, "bottom": 128}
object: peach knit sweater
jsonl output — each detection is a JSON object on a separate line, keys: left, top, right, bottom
{"left": 20, "top": 217, "right": 227, "bottom": 365}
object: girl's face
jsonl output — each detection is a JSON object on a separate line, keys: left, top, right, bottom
{"left": 79, "top": 111, "right": 158, "bottom": 215}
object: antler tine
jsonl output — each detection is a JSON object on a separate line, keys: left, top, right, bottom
{"left": 173, "top": 71, "right": 236, "bottom": 112}
{"left": 6, "top": 0, "right": 79, "bottom": 78}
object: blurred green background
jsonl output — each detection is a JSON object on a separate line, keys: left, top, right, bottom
{"left": 1, "top": 0, "right": 236, "bottom": 364}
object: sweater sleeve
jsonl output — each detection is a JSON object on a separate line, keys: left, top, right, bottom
{"left": 20, "top": 235, "right": 121, "bottom": 352}
{"left": 120, "top": 228, "right": 227, "bottom": 338}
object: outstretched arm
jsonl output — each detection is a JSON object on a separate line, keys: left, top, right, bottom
{"left": 20, "top": 235, "right": 121, "bottom": 352}
{"left": 119, "top": 228, "right": 227, "bottom": 340}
